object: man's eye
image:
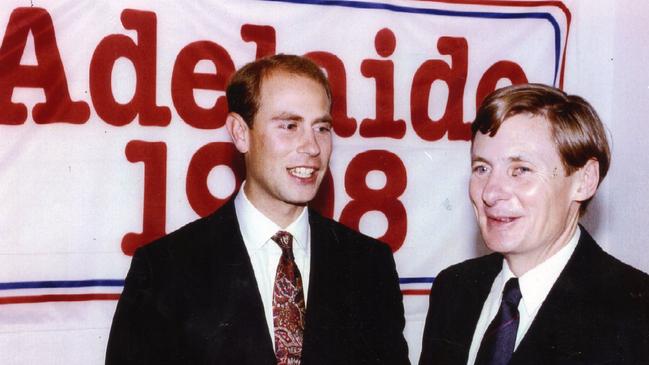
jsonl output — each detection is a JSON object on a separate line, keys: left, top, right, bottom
{"left": 315, "top": 125, "right": 332, "bottom": 133}
{"left": 281, "top": 122, "right": 297, "bottom": 130}
{"left": 472, "top": 165, "right": 488, "bottom": 174}
{"left": 512, "top": 166, "right": 531, "bottom": 176}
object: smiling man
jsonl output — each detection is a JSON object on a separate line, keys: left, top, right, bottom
{"left": 419, "top": 83, "right": 649, "bottom": 365}
{"left": 106, "top": 54, "right": 409, "bottom": 365}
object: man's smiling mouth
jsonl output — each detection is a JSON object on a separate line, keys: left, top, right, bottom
{"left": 288, "top": 167, "right": 316, "bottom": 178}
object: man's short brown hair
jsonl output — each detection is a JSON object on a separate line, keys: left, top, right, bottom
{"left": 226, "top": 54, "right": 331, "bottom": 127}
{"left": 472, "top": 83, "right": 611, "bottom": 215}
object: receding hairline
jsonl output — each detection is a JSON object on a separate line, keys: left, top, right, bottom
{"left": 225, "top": 54, "right": 332, "bottom": 127}
{"left": 254, "top": 68, "right": 332, "bottom": 116}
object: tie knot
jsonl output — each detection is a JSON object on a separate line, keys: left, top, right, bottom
{"left": 271, "top": 230, "right": 294, "bottom": 254}
{"left": 502, "top": 277, "right": 522, "bottom": 306}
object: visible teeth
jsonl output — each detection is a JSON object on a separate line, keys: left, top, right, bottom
{"left": 494, "top": 217, "right": 514, "bottom": 222}
{"left": 290, "top": 167, "right": 315, "bottom": 178}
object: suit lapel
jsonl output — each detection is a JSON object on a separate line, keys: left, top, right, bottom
{"left": 511, "top": 227, "right": 600, "bottom": 364}
{"left": 301, "top": 212, "right": 350, "bottom": 364}
{"left": 203, "top": 201, "right": 276, "bottom": 363}
{"left": 456, "top": 255, "right": 503, "bottom": 363}
{"left": 420, "top": 253, "right": 501, "bottom": 365}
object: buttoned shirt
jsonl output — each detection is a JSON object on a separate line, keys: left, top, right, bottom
{"left": 466, "top": 227, "right": 581, "bottom": 365}
{"left": 233, "top": 184, "right": 311, "bottom": 346}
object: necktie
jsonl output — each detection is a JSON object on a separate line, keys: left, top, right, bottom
{"left": 272, "top": 231, "right": 305, "bottom": 365}
{"left": 475, "top": 277, "right": 522, "bottom": 365}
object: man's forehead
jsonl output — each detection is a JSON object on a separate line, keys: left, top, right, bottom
{"left": 261, "top": 69, "right": 319, "bottom": 87}
{"left": 253, "top": 72, "right": 331, "bottom": 125}
{"left": 259, "top": 71, "right": 327, "bottom": 99}
{"left": 471, "top": 115, "right": 560, "bottom": 161}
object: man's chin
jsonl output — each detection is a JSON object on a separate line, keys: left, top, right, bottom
{"left": 480, "top": 228, "right": 510, "bottom": 249}
{"left": 282, "top": 192, "right": 318, "bottom": 207}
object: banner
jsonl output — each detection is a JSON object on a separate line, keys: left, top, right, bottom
{"left": 0, "top": 0, "right": 572, "bottom": 363}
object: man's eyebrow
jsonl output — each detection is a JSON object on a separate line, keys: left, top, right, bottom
{"left": 316, "top": 115, "right": 333, "bottom": 124}
{"left": 271, "top": 112, "right": 303, "bottom": 122}
{"left": 270, "top": 112, "right": 333, "bottom": 125}
{"left": 471, "top": 156, "right": 489, "bottom": 164}
{"left": 509, "top": 155, "right": 529, "bottom": 163}
{"left": 471, "top": 155, "right": 530, "bottom": 164}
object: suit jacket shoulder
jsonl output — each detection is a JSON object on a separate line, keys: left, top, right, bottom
{"left": 418, "top": 253, "right": 502, "bottom": 365}
{"left": 512, "top": 228, "right": 649, "bottom": 365}
{"left": 309, "top": 210, "right": 388, "bottom": 250}
{"left": 133, "top": 198, "right": 237, "bottom": 261}
{"left": 106, "top": 200, "right": 275, "bottom": 365}
{"left": 435, "top": 253, "right": 503, "bottom": 289}
{"left": 303, "top": 210, "right": 410, "bottom": 365}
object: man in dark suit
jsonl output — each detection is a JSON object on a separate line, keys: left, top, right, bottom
{"left": 419, "top": 83, "right": 649, "bottom": 365}
{"left": 106, "top": 54, "right": 409, "bottom": 365}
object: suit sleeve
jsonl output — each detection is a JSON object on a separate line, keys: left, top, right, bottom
{"left": 418, "top": 268, "right": 451, "bottom": 365}
{"left": 105, "top": 247, "right": 178, "bottom": 365}
{"left": 370, "top": 242, "right": 411, "bottom": 365}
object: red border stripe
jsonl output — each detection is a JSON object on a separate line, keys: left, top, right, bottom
{"left": 401, "top": 289, "right": 431, "bottom": 296}
{"left": 421, "top": 0, "right": 572, "bottom": 88}
{"left": 0, "top": 291, "right": 429, "bottom": 302}
{"left": 0, "top": 293, "right": 120, "bottom": 305}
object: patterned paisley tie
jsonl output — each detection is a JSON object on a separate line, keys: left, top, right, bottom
{"left": 271, "top": 231, "right": 305, "bottom": 365}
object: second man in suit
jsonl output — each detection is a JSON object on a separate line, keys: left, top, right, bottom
{"left": 419, "top": 83, "right": 649, "bottom": 365}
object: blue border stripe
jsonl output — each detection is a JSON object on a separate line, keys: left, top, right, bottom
{"left": 0, "top": 279, "right": 125, "bottom": 291}
{"left": 0, "top": 278, "right": 430, "bottom": 290}
{"left": 259, "top": 0, "right": 562, "bottom": 85}
{"left": 399, "top": 277, "right": 434, "bottom": 284}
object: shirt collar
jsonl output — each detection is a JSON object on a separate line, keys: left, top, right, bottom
{"left": 234, "top": 181, "right": 310, "bottom": 253}
{"left": 496, "top": 227, "right": 581, "bottom": 315}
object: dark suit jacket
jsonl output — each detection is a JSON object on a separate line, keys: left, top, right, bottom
{"left": 419, "top": 227, "right": 649, "bottom": 365}
{"left": 106, "top": 200, "right": 409, "bottom": 365}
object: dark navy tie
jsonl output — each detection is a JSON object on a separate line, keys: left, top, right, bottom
{"left": 475, "top": 277, "right": 522, "bottom": 365}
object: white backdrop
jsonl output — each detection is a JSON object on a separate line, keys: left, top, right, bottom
{"left": 1, "top": 1, "right": 648, "bottom": 364}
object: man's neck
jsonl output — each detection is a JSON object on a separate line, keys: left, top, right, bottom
{"left": 243, "top": 184, "right": 305, "bottom": 228}
{"left": 506, "top": 219, "right": 579, "bottom": 277}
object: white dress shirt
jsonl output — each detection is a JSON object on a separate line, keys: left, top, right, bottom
{"left": 466, "top": 227, "right": 581, "bottom": 365}
{"left": 233, "top": 184, "right": 311, "bottom": 346}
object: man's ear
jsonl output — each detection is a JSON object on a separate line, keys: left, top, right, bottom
{"left": 575, "top": 159, "right": 600, "bottom": 202}
{"left": 226, "top": 113, "right": 250, "bottom": 153}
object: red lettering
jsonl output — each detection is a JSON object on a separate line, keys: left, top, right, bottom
{"left": 122, "top": 140, "right": 167, "bottom": 256}
{"left": 305, "top": 51, "right": 357, "bottom": 138}
{"left": 89, "top": 9, "right": 170, "bottom": 126}
{"left": 475, "top": 60, "right": 528, "bottom": 110}
{"left": 411, "top": 37, "right": 469, "bottom": 141}
{"left": 0, "top": 7, "right": 89, "bottom": 125}
{"left": 339, "top": 150, "right": 407, "bottom": 252}
{"left": 359, "top": 28, "right": 405, "bottom": 139}
{"left": 241, "top": 24, "right": 276, "bottom": 59}
{"left": 171, "top": 41, "right": 234, "bottom": 129}
{"left": 186, "top": 142, "right": 245, "bottom": 217}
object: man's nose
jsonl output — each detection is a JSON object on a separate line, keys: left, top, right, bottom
{"left": 481, "top": 171, "right": 511, "bottom": 207}
{"left": 297, "top": 129, "right": 321, "bottom": 156}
